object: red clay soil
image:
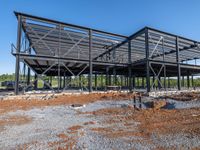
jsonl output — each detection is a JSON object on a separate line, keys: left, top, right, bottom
{"left": 0, "top": 115, "right": 32, "bottom": 127}
{"left": 0, "top": 92, "right": 136, "bottom": 114}
{"left": 51, "top": 125, "right": 84, "bottom": 149}
{"left": 49, "top": 133, "right": 77, "bottom": 150}
{"left": 88, "top": 107, "right": 200, "bottom": 139}
{"left": 67, "top": 125, "right": 82, "bottom": 131}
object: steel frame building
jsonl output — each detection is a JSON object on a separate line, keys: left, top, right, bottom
{"left": 12, "top": 12, "right": 200, "bottom": 95}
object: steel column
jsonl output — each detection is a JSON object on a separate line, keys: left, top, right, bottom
{"left": 158, "top": 76, "right": 161, "bottom": 89}
{"left": 113, "top": 68, "right": 117, "bottom": 85}
{"left": 142, "top": 77, "right": 144, "bottom": 88}
{"left": 187, "top": 71, "right": 190, "bottom": 89}
{"left": 101, "top": 74, "right": 103, "bottom": 89}
{"left": 128, "top": 41, "right": 133, "bottom": 91}
{"left": 162, "top": 38, "right": 166, "bottom": 90}
{"left": 95, "top": 73, "right": 97, "bottom": 90}
{"left": 145, "top": 28, "right": 150, "bottom": 92}
{"left": 79, "top": 75, "right": 81, "bottom": 88}
{"left": 168, "top": 77, "right": 170, "bottom": 88}
{"left": 176, "top": 36, "right": 181, "bottom": 90}
{"left": 63, "top": 72, "right": 66, "bottom": 89}
{"left": 34, "top": 74, "right": 38, "bottom": 90}
{"left": 133, "top": 75, "right": 135, "bottom": 89}
{"left": 15, "top": 15, "right": 22, "bottom": 95}
{"left": 182, "top": 76, "right": 184, "bottom": 87}
{"left": 88, "top": 29, "right": 93, "bottom": 92}
{"left": 192, "top": 75, "right": 194, "bottom": 88}
{"left": 106, "top": 67, "right": 109, "bottom": 88}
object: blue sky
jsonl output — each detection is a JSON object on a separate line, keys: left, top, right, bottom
{"left": 0, "top": 0, "right": 200, "bottom": 74}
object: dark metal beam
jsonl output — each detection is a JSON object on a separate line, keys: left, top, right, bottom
{"left": 14, "top": 11, "right": 127, "bottom": 38}
{"left": 15, "top": 15, "right": 22, "bottom": 95}
{"left": 89, "top": 29, "right": 93, "bottom": 92}
{"left": 128, "top": 41, "right": 133, "bottom": 91}
{"left": 145, "top": 28, "right": 150, "bottom": 92}
{"left": 13, "top": 52, "right": 127, "bottom": 67}
{"left": 176, "top": 36, "right": 181, "bottom": 90}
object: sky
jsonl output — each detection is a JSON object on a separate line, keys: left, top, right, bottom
{"left": 0, "top": 0, "right": 200, "bottom": 74}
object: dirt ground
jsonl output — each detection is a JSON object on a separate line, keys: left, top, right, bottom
{"left": 0, "top": 92, "right": 135, "bottom": 114}
{"left": 0, "top": 92, "right": 200, "bottom": 149}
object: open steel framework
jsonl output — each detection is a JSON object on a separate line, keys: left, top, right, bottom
{"left": 12, "top": 12, "right": 200, "bottom": 95}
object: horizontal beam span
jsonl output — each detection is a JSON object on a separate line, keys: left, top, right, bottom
{"left": 12, "top": 52, "right": 128, "bottom": 67}
{"left": 14, "top": 11, "right": 127, "bottom": 38}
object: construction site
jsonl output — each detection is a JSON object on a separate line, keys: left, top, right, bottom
{"left": 0, "top": 11, "right": 200, "bottom": 149}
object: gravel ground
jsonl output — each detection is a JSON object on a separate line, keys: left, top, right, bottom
{"left": 0, "top": 97, "right": 199, "bottom": 149}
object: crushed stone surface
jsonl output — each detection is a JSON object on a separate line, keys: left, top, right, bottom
{"left": 0, "top": 92, "right": 199, "bottom": 149}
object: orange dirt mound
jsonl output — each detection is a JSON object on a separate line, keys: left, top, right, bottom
{"left": 0, "top": 92, "right": 136, "bottom": 114}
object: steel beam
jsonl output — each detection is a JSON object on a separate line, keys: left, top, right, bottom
{"left": 14, "top": 11, "right": 127, "bottom": 38}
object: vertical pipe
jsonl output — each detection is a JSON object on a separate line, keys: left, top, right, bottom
{"left": 176, "top": 36, "right": 181, "bottom": 90}
{"left": 15, "top": 15, "right": 22, "bottom": 95}
{"left": 89, "top": 29, "right": 93, "bottom": 92}
{"left": 128, "top": 40, "right": 133, "bottom": 91}
{"left": 145, "top": 28, "right": 150, "bottom": 92}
